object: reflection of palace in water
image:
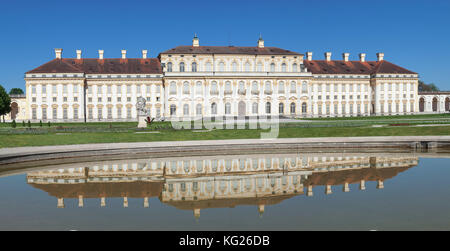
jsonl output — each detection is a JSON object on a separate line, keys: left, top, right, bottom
{"left": 27, "top": 154, "right": 418, "bottom": 218}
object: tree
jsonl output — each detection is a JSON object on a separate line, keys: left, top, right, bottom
{"left": 0, "top": 84, "right": 11, "bottom": 123}
{"left": 418, "top": 80, "right": 440, "bottom": 92}
{"left": 9, "top": 88, "right": 24, "bottom": 95}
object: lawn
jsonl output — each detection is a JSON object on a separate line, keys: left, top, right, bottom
{"left": 1, "top": 125, "right": 450, "bottom": 148}
{"left": 304, "top": 113, "right": 450, "bottom": 121}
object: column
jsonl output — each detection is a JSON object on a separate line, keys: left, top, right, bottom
{"left": 78, "top": 195, "right": 84, "bottom": 208}
{"left": 57, "top": 198, "right": 65, "bottom": 208}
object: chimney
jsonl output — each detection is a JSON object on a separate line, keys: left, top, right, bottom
{"left": 325, "top": 52, "right": 332, "bottom": 61}
{"left": 76, "top": 50, "right": 82, "bottom": 59}
{"left": 142, "top": 50, "right": 148, "bottom": 59}
{"left": 342, "top": 53, "right": 349, "bottom": 62}
{"left": 192, "top": 34, "right": 199, "bottom": 47}
{"left": 306, "top": 52, "right": 313, "bottom": 61}
{"left": 359, "top": 53, "right": 366, "bottom": 62}
{"left": 257, "top": 35, "right": 264, "bottom": 48}
{"left": 377, "top": 52, "right": 384, "bottom": 61}
{"left": 121, "top": 50, "right": 127, "bottom": 59}
{"left": 98, "top": 50, "right": 104, "bottom": 59}
{"left": 55, "top": 48, "right": 62, "bottom": 59}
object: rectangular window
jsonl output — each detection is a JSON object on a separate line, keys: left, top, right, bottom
{"left": 107, "top": 85, "right": 112, "bottom": 94}
{"left": 127, "top": 108, "right": 132, "bottom": 118}
{"left": 63, "top": 108, "right": 68, "bottom": 119}
{"left": 156, "top": 85, "right": 161, "bottom": 94}
{"left": 136, "top": 85, "right": 141, "bottom": 94}
{"left": 42, "top": 85, "right": 47, "bottom": 94}
{"left": 32, "top": 108, "right": 37, "bottom": 119}
{"left": 42, "top": 97, "right": 47, "bottom": 103}
{"left": 334, "top": 104, "right": 338, "bottom": 115}
{"left": 127, "top": 97, "right": 131, "bottom": 102}
{"left": 53, "top": 108, "right": 57, "bottom": 119}
{"left": 156, "top": 108, "right": 161, "bottom": 118}
{"left": 349, "top": 104, "right": 353, "bottom": 114}
{"left": 98, "top": 97, "right": 102, "bottom": 102}
{"left": 52, "top": 85, "right": 57, "bottom": 94}
{"left": 88, "top": 108, "right": 93, "bottom": 119}
{"left": 98, "top": 108, "right": 103, "bottom": 119}
{"left": 107, "top": 97, "right": 112, "bottom": 102}
{"left": 73, "top": 85, "right": 78, "bottom": 93}
{"left": 88, "top": 97, "right": 92, "bottom": 103}
{"left": 108, "top": 108, "right": 112, "bottom": 119}
{"left": 342, "top": 104, "right": 346, "bottom": 115}
{"left": 117, "top": 97, "right": 121, "bottom": 102}
{"left": 146, "top": 85, "right": 151, "bottom": 94}
{"left": 146, "top": 97, "right": 151, "bottom": 102}
{"left": 97, "top": 85, "right": 102, "bottom": 94}
{"left": 63, "top": 85, "right": 68, "bottom": 93}
{"left": 117, "top": 108, "right": 122, "bottom": 118}
{"left": 74, "top": 97, "right": 78, "bottom": 102}
{"left": 357, "top": 104, "right": 361, "bottom": 114}
{"left": 42, "top": 108, "right": 47, "bottom": 120}
{"left": 32, "top": 97, "right": 36, "bottom": 103}
{"left": 127, "top": 85, "right": 131, "bottom": 94}
{"left": 88, "top": 86, "right": 92, "bottom": 94}
{"left": 74, "top": 108, "right": 78, "bottom": 119}
{"left": 32, "top": 85, "right": 36, "bottom": 94}
{"left": 63, "top": 97, "right": 67, "bottom": 102}
{"left": 364, "top": 104, "right": 368, "bottom": 114}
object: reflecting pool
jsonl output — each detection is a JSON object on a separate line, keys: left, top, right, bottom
{"left": 1, "top": 151, "right": 450, "bottom": 230}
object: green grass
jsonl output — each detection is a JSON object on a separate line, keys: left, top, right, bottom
{"left": 304, "top": 113, "right": 450, "bottom": 121}
{"left": 1, "top": 125, "right": 450, "bottom": 148}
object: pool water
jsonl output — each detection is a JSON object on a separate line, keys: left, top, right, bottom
{"left": 0, "top": 152, "right": 449, "bottom": 230}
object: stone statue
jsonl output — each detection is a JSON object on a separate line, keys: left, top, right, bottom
{"left": 136, "top": 97, "right": 149, "bottom": 128}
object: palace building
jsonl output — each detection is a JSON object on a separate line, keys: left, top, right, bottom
{"left": 16, "top": 35, "right": 449, "bottom": 122}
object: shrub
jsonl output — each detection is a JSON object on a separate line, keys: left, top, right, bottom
{"left": 48, "top": 121, "right": 51, "bottom": 127}
{"left": 39, "top": 120, "right": 43, "bottom": 127}
{"left": 11, "top": 120, "right": 16, "bottom": 128}
{"left": 22, "top": 121, "right": 25, "bottom": 127}
{"left": 27, "top": 120, "right": 31, "bottom": 128}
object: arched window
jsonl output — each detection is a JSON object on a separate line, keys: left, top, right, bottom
{"left": 225, "top": 81, "right": 232, "bottom": 94}
{"left": 238, "top": 81, "right": 245, "bottom": 94}
{"left": 191, "top": 62, "right": 197, "bottom": 72}
{"left": 292, "top": 63, "right": 298, "bottom": 72}
{"left": 252, "top": 81, "right": 259, "bottom": 93}
{"left": 281, "top": 63, "right": 287, "bottom": 72}
{"left": 196, "top": 81, "right": 202, "bottom": 95}
{"left": 170, "top": 104, "right": 176, "bottom": 116}
{"left": 270, "top": 63, "right": 275, "bottom": 72}
{"left": 257, "top": 62, "right": 263, "bottom": 72}
{"left": 302, "top": 81, "right": 308, "bottom": 93}
{"left": 211, "top": 102, "right": 217, "bottom": 115}
{"left": 290, "top": 81, "right": 297, "bottom": 93}
{"left": 266, "top": 102, "right": 271, "bottom": 114}
{"left": 169, "top": 82, "right": 177, "bottom": 95}
{"left": 219, "top": 62, "right": 225, "bottom": 72}
{"left": 179, "top": 62, "right": 185, "bottom": 72}
{"left": 252, "top": 102, "right": 258, "bottom": 114}
{"left": 225, "top": 103, "right": 231, "bottom": 114}
{"left": 183, "top": 104, "right": 189, "bottom": 116}
{"left": 205, "top": 62, "right": 212, "bottom": 72}
{"left": 290, "top": 102, "right": 296, "bottom": 114}
{"left": 232, "top": 62, "right": 238, "bottom": 72}
{"left": 196, "top": 104, "right": 202, "bottom": 115}
{"left": 278, "top": 81, "right": 285, "bottom": 93}
{"left": 183, "top": 82, "right": 190, "bottom": 94}
{"left": 245, "top": 62, "right": 251, "bottom": 72}
{"left": 167, "top": 62, "right": 173, "bottom": 72}
{"left": 279, "top": 103, "right": 284, "bottom": 114}
{"left": 265, "top": 81, "right": 271, "bottom": 92}
{"left": 210, "top": 81, "right": 218, "bottom": 95}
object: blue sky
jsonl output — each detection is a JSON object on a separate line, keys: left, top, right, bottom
{"left": 1, "top": 0, "right": 449, "bottom": 92}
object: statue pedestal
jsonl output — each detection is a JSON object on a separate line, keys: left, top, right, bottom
{"left": 138, "top": 116, "right": 147, "bottom": 128}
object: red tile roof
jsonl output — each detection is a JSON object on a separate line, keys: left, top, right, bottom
{"left": 303, "top": 60, "right": 417, "bottom": 75}
{"left": 160, "top": 46, "right": 302, "bottom": 56}
{"left": 27, "top": 58, "right": 163, "bottom": 74}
